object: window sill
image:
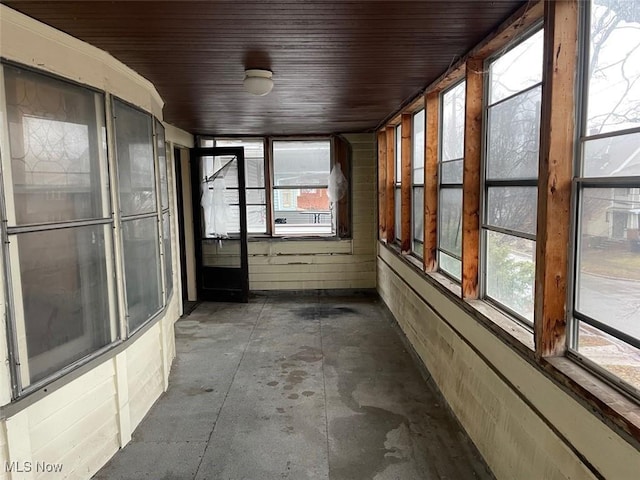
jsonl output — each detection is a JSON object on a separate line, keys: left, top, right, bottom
{"left": 379, "top": 241, "right": 640, "bottom": 447}
{"left": 248, "top": 235, "right": 349, "bottom": 242}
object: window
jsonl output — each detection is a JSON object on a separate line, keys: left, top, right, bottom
{"left": 114, "top": 99, "right": 162, "bottom": 332}
{"left": 483, "top": 28, "right": 543, "bottom": 324}
{"left": 439, "top": 81, "right": 465, "bottom": 280}
{"left": 412, "top": 110, "right": 425, "bottom": 257}
{"left": 394, "top": 124, "right": 402, "bottom": 242}
{"left": 1, "top": 65, "right": 116, "bottom": 390}
{"left": 215, "top": 138, "right": 267, "bottom": 234}
{"left": 272, "top": 140, "right": 332, "bottom": 236}
{"left": 570, "top": 0, "right": 640, "bottom": 395}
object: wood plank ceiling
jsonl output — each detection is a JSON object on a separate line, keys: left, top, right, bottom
{"left": 3, "top": 0, "right": 525, "bottom": 136}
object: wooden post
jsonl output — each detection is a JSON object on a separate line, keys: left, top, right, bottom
{"left": 377, "top": 130, "right": 387, "bottom": 241}
{"left": 385, "top": 126, "right": 396, "bottom": 243}
{"left": 462, "top": 58, "right": 483, "bottom": 299}
{"left": 401, "top": 114, "right": 412, "bottom": 253}
{"left": 535, "top": 0, "right": 578, "bottom": 357}
{"left": 424, "top": 92, "right": 439, "bottom": 271}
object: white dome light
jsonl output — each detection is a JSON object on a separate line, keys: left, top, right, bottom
{"left": 243, "top": 69, "right": 274, "bottom": 96}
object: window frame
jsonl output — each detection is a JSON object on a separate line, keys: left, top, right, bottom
{"left": 411, "top": 109, "right": 425, "bottom": 258}
{"left": 480, "top": 24, "right": 544, "bottom": 327}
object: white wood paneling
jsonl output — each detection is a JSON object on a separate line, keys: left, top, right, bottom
{"left": 377, "top": 247, "right": 640, "bottom": 479}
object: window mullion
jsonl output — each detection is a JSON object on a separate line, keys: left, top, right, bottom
{"left": 534, "top": 0, "right": 579, "bottom": 357}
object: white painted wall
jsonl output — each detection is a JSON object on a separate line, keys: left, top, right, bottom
{"left": 0, "top": 6, "right": 182, "bottom": 479}
{"left": 249, "top": 133, "right": 377, "bottom": 291}
{"left": 377, "top": 245, "right": 640, "bottom": 479}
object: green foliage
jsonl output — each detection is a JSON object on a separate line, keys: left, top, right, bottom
{"left": 487, "top": 241, "right": 535, "bottom": 316}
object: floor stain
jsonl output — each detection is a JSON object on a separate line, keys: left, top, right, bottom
{"left": 287, "top": 394, "right": 299, "bottom": 399}
{"left": 296, "top": 306, "right": 357, "bottom": 320}
{"left": 276, "top": 407, "right": 286, "bottom": 413}
{"left": 267, "top": 381, "right": 279, "bottom": 387}
{"left": 301, "top": 391, "right": 315, "bottom": 397}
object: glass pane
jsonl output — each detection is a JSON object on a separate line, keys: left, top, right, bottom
{"left": 273, "top": 187, "right": 332, "bottom": 236}
{"left": 413, "top": 110, "right": 425, "bottom": 184}
{"left": 583, "top": 131, "right": 640, "bottom": 177}
{"left": 485, "top": 230, "right": 535, "bottom": 322}
{"left": 4, "top": 65, "right": 107, "bottom": 225}
{"left": 246, "top": 189, "right": 266, "bottom": 204}
{"left": 486, "top": 186, "right": 538, "bottom": 235}
{"left": 395, "top": 188, "right": 402, "bottom": 241}
{"left": 114, "top": 100, "right": 157, "bottom": 216}
{"left": 216, "top": 139, "right": 265, "bottom": 187}
{"left": 247, "top": 205, "right": 267, "bottom": 234}
{"left": 413, "top": 187, "right": 424, "bottom": 255}
{"left": 487, "top": 85, "right": 542, "bottom": 180}
{"left": 439, "top": 251, "right": 462, "bottom": 281}
{"left": 586, "top": 0, "right": 640, "bottom": 135}
{"left": 163, "top": 212, "right": 173, "bottom": 298}
{"left": 439, "top": 188, "right": 462, "bottom": 256}
{"left": 442, "top": 81, "right": 466, "bottom": 161}
{"left": 576, "top": 188, "right": 640, "bottom": 340}
{"left": 441, "top": 159, "right": 464, "bottom": 184}
{"left": 16, "top": 224, "right": 112, "bottom": 384}
{"left": 156, "top": 120, "right": 169, "bottom": 210}
{"left": 200, "top": 155, "right": 238, "bottom": 238}
{"left": 489, "top": 29, "right": 544, "bottom": 104}
{"left": 395, "top": 125, "right": 402, "bottom": 181}
{"left": 122, "top": 217, "right": 162, "bottom": 331}
{"left": 575, "top": 322, "right": 640, "bottom": 394}
{"left": 273, "top": 141, "right": 330, "bottom": 187}
{"left": 202, "top": 238, "right": 241, "bottom": 267}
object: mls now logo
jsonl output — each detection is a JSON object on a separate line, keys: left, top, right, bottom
{"left": 5, "top": 461, "right": 64, "bottom": 473}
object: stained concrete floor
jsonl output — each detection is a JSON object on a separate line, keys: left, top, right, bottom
{"left": 93, "top": 294, "right": 493, "bottom": 480}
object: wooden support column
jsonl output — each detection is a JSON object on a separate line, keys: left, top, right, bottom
{"left": 462, "top": 57, "right": 483, "bottom": 299}
{"left": 385, "top": 126, "right": 396, "bottom": 243}
{"left": 535, "top": 0, "right": 578, "bottom": 357}
{"left": 400, "top": 113, "right": 412, "bottom": 253}
{"left": 377, "top": 130, "right": 387, "bottom": 241}
{"left": 424, "top": 92, "right": 439, "bottom": 271}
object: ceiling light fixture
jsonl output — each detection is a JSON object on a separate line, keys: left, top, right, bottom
{"left": 243, "top": 69, "right": 274, "bottom": 96}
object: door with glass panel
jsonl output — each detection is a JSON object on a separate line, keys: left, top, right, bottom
{"left": 191, "top": 147, "right": 248, "bottom": 302}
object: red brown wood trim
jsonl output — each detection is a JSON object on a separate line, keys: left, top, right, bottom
{"left": 377, "top": 130, "right": 388, "bottom": 241}
{"left": 400, "top": 114, "right": 412, "bottom": 253}
{"left": 385, "top": 126, "right": 396, "bottom": 243}
{"left": 424, "top": 92, "right": 439, "bottom": 271}
{"left": 461, "top": 58, "right": 483, "bottom": 300}
{"left": 534, "top": 0, "right": 578, "bottom": 358}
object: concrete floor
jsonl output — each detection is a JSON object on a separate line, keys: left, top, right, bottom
{"left": 94, "top": 294, "right": 493, "bottom": 480}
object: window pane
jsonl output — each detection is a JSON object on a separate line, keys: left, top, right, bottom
{"left": 574, "top": 322, "right": 640, "bottom": 394}
{"left": 586, "top": 0, "right": 640, "bottom": 135}
{"left": 4, "top": 66, "right": 107, "bottom": 225}
{"left": 395, "top": 188, "right": 402, "bottom": 241}
{"left": 156, "top": 120, "right": 169, "bottom": 210}
{"left": 216, "top": 139, "right": 265, "bottom": 188}
{"left": 576, "top": 188, "right": 640, "bottom": 339}
{"left": 439, "top": 188, "right": 462, "bottom": 256}
{"left": 273, "top": 141, "right": 330, "bottom": 187}
{"left": 273, "top": 188, "right": 332, "bottom": 236}
{"left": 16, "top": 224, "right": 112, "bottom": 384}
{"left": 489, "top": 29, "right": 544, "bottom": 105}
{"left": 583, "top": 131, "right": 640, "bottom": 178}
{"left": 486, "top": 186, "right": 538, "bottom": 235}
{"left": 395, "top": 125, "right": 402, "bottom": 182}
{"left": 413, "top": 110, "right": 425, "bottom": 184}
{"left": 485, "top": 230, "right": 535, "bottom": 322}
{"left": 122, "top": 217, "right": 162, "bottom": 331}
{"left": 487, "top": 85, "right": 542, "bottom": 180}
{"left": 247, "top": 205, "right": 267, "bottom": 234}
{"left": 439, "top": 251, "right": 462, "bottom": 281}
{"left": 441, "top": 159, "right": 464, "bottom": 184}
{"left": 246, "top": 189, "right": 266, "bottom": 205}
{"left": 413, "top": 187, "right": 424, "bottom": 255}
{"left": 442, "top": 81, "right": 466, "bottom": 161}
{"left": 162, "top": 212, "right": 173, "bottom": 298}
{"left": 114, "top": 100, "right": 157, "bottom": 216}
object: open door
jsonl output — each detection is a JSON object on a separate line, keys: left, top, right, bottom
{"left": 191, "top": 147, "right": 249, "bottom": 302}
